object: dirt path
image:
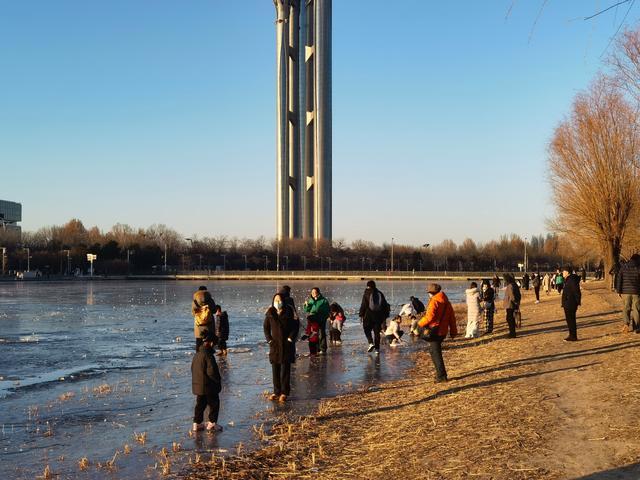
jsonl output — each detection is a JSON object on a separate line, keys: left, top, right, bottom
{"left": 185, "top": 283, "right": 640, "bottom": 480}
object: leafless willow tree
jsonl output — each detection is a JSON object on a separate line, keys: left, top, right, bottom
{"left": 548, "top": 76, "right": 640, "bottom": 281}
{"left": 610, "top": 27, "right": 640, "bottom": 103}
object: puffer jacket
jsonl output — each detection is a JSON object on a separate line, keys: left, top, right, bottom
{"left": 616, "top": 260, "right": 640, "bottom": 295}
{"left": 417, "top": 291, "right": 458, "bottom": 338}
{"left": 191, "top": 346, "right": 222, "bottom": 395}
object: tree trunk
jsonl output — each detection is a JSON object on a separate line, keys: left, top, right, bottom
{"left": 605, "top": 238, "right": 622, "bottom": 290}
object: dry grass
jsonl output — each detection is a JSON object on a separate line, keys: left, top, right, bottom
{"left": 182, "top": 283, "right": 640, "bottom": 480}
{"left": 133, "top": 431, "right": 147, "bottom": 445}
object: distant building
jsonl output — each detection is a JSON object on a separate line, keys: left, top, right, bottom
{"left": 0, "top": 200, "right": 22, "bottom": 234}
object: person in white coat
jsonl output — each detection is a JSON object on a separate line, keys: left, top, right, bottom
{"left": 465, "top": 282, "right": 482, "bottom": 338}
{"left": 542, "top": 273, "right": 551, "bottom": 295}
{"left": 384, "top": 316, "right": 404, "bottom": 346}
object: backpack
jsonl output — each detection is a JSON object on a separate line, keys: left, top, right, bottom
{"left": 369, "top": 290, "right": 382, "bottom": 312}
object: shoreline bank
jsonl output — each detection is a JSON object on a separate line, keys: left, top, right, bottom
{"left": 183, "top": 282, "right": 640, "bottom": 479}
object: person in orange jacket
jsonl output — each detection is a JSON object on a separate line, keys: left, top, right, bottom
{"left": 418, "top": 283, "right": 458, "bottom": 383}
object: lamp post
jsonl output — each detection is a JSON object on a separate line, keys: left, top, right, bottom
{"left": 24, "top": 247, "right": 30, "bottom": 272}
{"left": 126, "top": 249, "right": 134, "bottom": 274}
{"left": 86, "top": 253, "right": 97, "bottom": 277}
{"left": 327, "top": 257, "right": 332, "bottom": 271}
{"left": 302, "top": 255, "right": 306, "bottom": 271}
{"left": 264, "top": 255, "right": 269, "bottom": 271}
{"left": 283, "top": 255, "right": 289, "bottom": 270}
{"left": 391, "top": 238, "right": 394, "bottom": 273}
{"left": 524, "top": 236, "right": 528, "bottom": 273}
{"left": 1, "top": 247, "right": 6, "bottom": 276}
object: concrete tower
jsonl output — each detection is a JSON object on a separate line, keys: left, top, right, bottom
{"left": 273, "top": 0, "right": 331, "bottom": 244}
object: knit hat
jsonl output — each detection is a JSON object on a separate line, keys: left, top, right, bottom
{"left": 427, "top": 283, "right": 441, "bottom": 294}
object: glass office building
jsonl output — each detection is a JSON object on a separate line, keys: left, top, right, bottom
{"left": 0, "top": 200, "right": 22, "bottom": 233}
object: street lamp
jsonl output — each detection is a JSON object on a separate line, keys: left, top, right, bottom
{"left": 86, "top": 253, "right": 97, "bottom": 277}
{"left": 391, "top": 238, "right": 394, "bottom": 273}
{"left": 264, "top": 255, "right": 269, "bottom": 271}
{"left": 24, "top": 247, "right": 31, "bottom": 272}
{"left": 302, "top": 255, "right": 306, "bottom": 270}
{"left": 126, "top": 249, "right": 134, "bottom": 274}
{"left": 1, "top": 247, "right": 6, "bottom": 276}
{"left": 524, "top": 236, "right": 528, "bottom": 273}
{"left": 283, "top": 255, "right": 289, "bottom": 270}
{"left": 326, "top": 257, "right": 331, "bottom": 271}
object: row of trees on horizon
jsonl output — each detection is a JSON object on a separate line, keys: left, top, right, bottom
{"left": 0, "top": 219, "right": 598, "bottom": 275}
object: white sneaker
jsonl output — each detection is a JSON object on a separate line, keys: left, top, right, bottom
{"left": 367, "top": 344, "right": 375, "bottom": 353}
{"left": 192, "top": 422, "right": 204, "bottom": 432}
{"left": 535, "top": 300, "right": 540, "bottom": 304}
{"left": 390, "top": 341, "right": 399, "bottom": 347}
{"left": 206, "top": 422, "right": 223, "bottom": 432}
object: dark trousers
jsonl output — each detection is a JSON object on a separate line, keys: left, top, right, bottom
{"left": 557, "top": 284, "right": 564, "bottom": 294}
{"left": 193, "top": 393, "right": 220, "bottom": 424}
{"left": 564, "top": 307, "right": 578, "bottom": 339}
{"left": 271, "top": 363, "right": 291, "bottom": 396}
{"left": 426, "top": 337, "right": 447, "bottom": 380}
{"left": 363, "top": 319, "right": 382, "bottom": 349}
{"left": 309, "top": 341, "right": 319, "bottom": 355}
{"left": 318, "top": 318, "right": 328, "bottom": 353}
{"left": 534, "top": 286, "right": 540, "bottom": 301}
{"left": 218, "top": 339, "right": 227, "bottom": 351}
{"left": 330, "top": 328, "right": 342, "bottom": 342}
{"left": 506, "top": 309, "right": 517, "bottom": 338}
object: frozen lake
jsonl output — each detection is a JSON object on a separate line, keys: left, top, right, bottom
{"left": 0, "top": 279, "right": 469, "bottom": 479}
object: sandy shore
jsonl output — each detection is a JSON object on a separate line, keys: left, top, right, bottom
{"left": 183, "top": 282, "right": 640, "bottom": 479}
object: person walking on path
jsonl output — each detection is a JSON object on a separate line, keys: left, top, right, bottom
{"left": 303, "top": 287, "right": 331, "bottom": 355}
{"left": 615, "top": 254, "right": 640, "bottom": 333}
{"left": 503, "top": 273, "right": 521, "bottom": 338}
{"left": 480, "top": 279, "right": 495, "bottom": 334}
{"left": 191, "top": 332, "right": 223, "bottom": 432}
{"left": 214, "top": 306, "right": 229, "bottom": 356}
{"left": 542, "top": 273, "right": 551, "bottom": 295}
{"left": 464, "top": 282, "right": 482, "bottom": 338}
{"left": 532, "top": 273, "right": 541, "bottom": 303}
{"left": 359, "top": 280, "right": 391, "bottom": 354}
{"left": 561, "top": 266, "right": 582, "bottom": 342}
{"left": 581, "top": 267, "right": 587, "bottom": 283}
{"left": 492, "top": 275, "right": 501, "bottom": 299}
{"left": 417, "top": 283, "right": 458, "bottom": 382}
{"left": 192, "top": 286, "right": 217, "bottom": 351}
{"left": 264, "top": 293, "right": 299, "bottom": 403}
{"left": 555, "top": 269, "right": 565, "bottom": 294}
{"left": 522, "top": 273, "right": 530, "bottom": 291}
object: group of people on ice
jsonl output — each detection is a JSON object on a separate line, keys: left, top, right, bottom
{"left": 188, "top": 267, "right": 584, "bottom": 433}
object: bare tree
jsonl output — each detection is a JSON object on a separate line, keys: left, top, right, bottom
{"left": 548, "top": 76, "right": 640, "bottom": 281}
{"left": 610, "top": 26, "right": 640, "bottom": 104}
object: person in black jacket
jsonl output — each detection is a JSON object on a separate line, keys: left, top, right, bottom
{"left": 191, "top": 332, "right": 222, "bottom": 432}
{"left": 410, "top": 296, "right": 426, "bottom": 314}
{"left": 561, "top": 266, "right": 582, "bottom": 342}
{"left": 214, "top": 306, "right": 229, "bottom": 356}
{"left": 615, "top": 254, "right": 640, "bottom": 333}
{"left": 358, "top": 280, "right": 390, "bottom": 354}
{"left": 264, "top": 293, "right": 299, "bottom": 403}
{"left": 532, "top": 273, "right": 541, "bottom": 303}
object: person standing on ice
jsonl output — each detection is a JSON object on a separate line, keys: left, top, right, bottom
{"left": 358, "top": 280, "right": 391, "bottom": 354}
{"left": 464, "top": 282, "right": 481, "bottom": 338}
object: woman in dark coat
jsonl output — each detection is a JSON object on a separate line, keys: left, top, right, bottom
{"left": 263, "top": 293, "right": 299, "bottom": 403}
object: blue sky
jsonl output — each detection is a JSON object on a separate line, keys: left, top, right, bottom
{"left": 1, "top": 1, "right": 637, "bottom": 245}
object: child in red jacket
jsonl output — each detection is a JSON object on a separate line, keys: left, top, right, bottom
{"left": 301, "top": 314, "right": 320, "bottom": 356}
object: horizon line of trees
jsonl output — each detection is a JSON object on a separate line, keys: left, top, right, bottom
{"left": 0, "top": 219, "right": 600, "bottom": 276}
